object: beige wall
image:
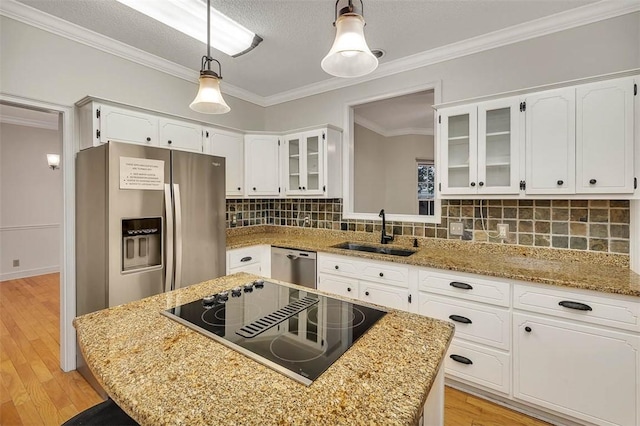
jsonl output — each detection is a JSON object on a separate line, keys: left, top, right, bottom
{"left": 354, "top": 124, "right": 386, "bottom": 213}
{"left": 0, "top": 122, "right": 62, "bottom": 279}
{"left": 0, "top": 16, "right": 265, "bottom": 131}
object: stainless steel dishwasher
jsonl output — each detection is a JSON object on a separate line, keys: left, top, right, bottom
{"left": 271, "top": 247, "right": 317, "bottom": 289}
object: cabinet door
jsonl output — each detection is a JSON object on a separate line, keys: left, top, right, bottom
{"left": 477, "top": 98, "right": 520, "bottom": 194}
{"left": 317, "top": 273, "right": 359, "bottom": 300}
{"left": 439, "top": 105, "right": 478, "bottom": 195}
{"left": 302, "top": 130, "right": 325, "bottom": 195}
{"left": 245, "top": 135, "right": 280, "bottom": 196}
{"left": 513, "top": 313, "right": 639, "bottom": 426}
{"left": 158, "top": 118, "right": 202, "bottom": 152}
{"left": 207, "top": 130, "right": 244, "bottom": 196}
{"left": 99, "top": 104, "right": 158, "bottom": 145}
{"left": 576, "top": 77, "right": 635, "bottom": 194}
{"left": 525, "top": 88, "right": 576, "bottom": 195}
{"left": 360, "top": 281, "right": 409, "bottom": 311}
{"left": 283, "top": 133, "right": 304, "bottom": 195}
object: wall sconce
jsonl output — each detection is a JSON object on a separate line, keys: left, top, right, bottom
{"left": 47, "top": 154, "right": 60, "bottom": 170}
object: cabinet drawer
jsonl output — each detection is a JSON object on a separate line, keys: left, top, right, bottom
{"left": 361, "top": 261, "right": 409, "bottom": 288}
{"left": 228, "top": 246, "right": 263, "bottom": 269}
{"left": 419, "top": 294, "right": 510, "bottom": 350}
{"left": 419, "top": 270, "right": 510, "bottom": 307}
{"left": 318, "top": 273, "right": 359, "bottom": 300}
{"left": 360, "top": 281, "right": 409, "bottom": 311}
{"left": 446, "top": 340, "right": 510, "bottom": 395}
{"left": 317, "top": 254, "right": 361, "bottom": 276}
{"left": 513, "top": 283, "right": 640, "bottom": 332}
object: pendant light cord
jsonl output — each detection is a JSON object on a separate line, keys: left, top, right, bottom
{"left": 206, "top": 0, "right": 211, "bottom": 68}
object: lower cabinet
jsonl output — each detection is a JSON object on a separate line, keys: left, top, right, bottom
{"left": 445, "top": 340, "right": 511, "bottom": 394}
{"left": 226, "top": 245, "right": 271, "bottom": 277}
{"left": 513, "top": 312, "right": 640, "bottom": 426}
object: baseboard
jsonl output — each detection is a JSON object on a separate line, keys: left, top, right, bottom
{"left": 0, "top": 266, "right": 60, "bottom": 281}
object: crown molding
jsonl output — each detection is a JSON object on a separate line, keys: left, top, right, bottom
{"left": 354, "top": 116, "right": 433, "bottom": 138}
{"left": 0, "top": 0, "right": 265, "bottom": 106}
{"left": 262, "top": 0, "right": 640, "bottom": 106}
{"left": 0, "top": 114, "right": 58, "bottom": 130}
{"left": 2, "top": 0, "right": 638, "bottom": 108}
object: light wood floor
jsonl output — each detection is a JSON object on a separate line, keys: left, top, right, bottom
{"left": 0, "top": 274, "right": 550, "bottom": 426}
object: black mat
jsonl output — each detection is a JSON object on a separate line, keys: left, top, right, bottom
{"left": 61, "top": 398, "right": 138, "bottom": 426}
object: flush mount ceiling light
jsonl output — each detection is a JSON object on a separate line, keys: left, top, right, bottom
{"left": 189, "top": 0, "right": 230, "bottom": 114}
{"left": 321, "top": 0, "right": 378, "bottom": 78}
{"left": 116, "top": 0, "right": 262, "bottom": 57}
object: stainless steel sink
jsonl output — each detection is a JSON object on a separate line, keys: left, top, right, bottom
{"left": 332, "top": 242, "right": 416, "bottom": 257}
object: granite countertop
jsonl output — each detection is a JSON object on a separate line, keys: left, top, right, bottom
{"left": 74, "top": 273, "right": 455, "bottom": 426}
{"left": 227, "top": 226, "right": 640, "bottom": 298}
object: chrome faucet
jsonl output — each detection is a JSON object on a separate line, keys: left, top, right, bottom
{"left": 379, "top": 209, "right": 394, "bottom": 244}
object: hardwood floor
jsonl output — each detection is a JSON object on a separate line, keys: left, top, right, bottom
{"left": 0, "top": 274, "right": 550, "bottom": 426}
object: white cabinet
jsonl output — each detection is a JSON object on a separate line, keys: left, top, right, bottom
{"left": 158, "top": 117, "right": 202, "bottom": 152}
{"left": 204, "top": 129, "right": 244, "bottom": 197}
{"left": 244, "top": 135, "right": 281, "bottom": 197}
{"left": 576, "top": 77, "right": 635, "bottom": 194}
{"left": 78, "top": 102, "right": 158, "bottom": 149}
{"left": 439, "top": 97, "right": 520, "bottom": 195}
{"left": 513, "top": 313, "right": 639, "bottom": 426}
{"left": 524, "top": 88, "right": 576, "bottom": 195}
{"left": 283, "top": 130, "right": 325, "bottom": 196}
{"left": 227, "top": 245, "right": 271, "bottom": 277}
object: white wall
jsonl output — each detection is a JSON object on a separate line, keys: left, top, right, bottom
{"left": 0, "top": 122, "right": 62, "bottom": 280}
{"left": 0, "top": 16, "right": 265, "bottom": 132}
{"left": 265, "top": 13, "right": 640, "bottom": 131}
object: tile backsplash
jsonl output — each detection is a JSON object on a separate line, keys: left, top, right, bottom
{"left": 226, "top": 198, "right": 630, "bottom": 255}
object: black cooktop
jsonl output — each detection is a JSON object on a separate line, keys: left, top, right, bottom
{"left": 162, "top": 279, "right": 386, "bottom": 385}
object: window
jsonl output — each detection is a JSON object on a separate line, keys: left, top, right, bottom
{"left": 417, "top": 161, "right": 435, "bottom": 216}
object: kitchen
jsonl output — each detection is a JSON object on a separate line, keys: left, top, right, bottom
{"left": 1, "top": 0, "right": 639, "bottom": 425}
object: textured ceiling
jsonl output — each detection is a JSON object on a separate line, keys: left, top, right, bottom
{"left": 16, "top": 0, "right": 598, "bottom": 98}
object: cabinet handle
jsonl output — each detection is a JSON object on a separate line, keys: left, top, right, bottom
{"left": 589, "top": 179, "right": 597, "bottom": 185}
{"left": 450, "top": 354, "right": 473, "bottom": 365}
{"left": 146, "top": 137, "right": 151, "bottom": 142}
{"left": 253, "top": 187, "right": 257, "bottom": 191}
{"left": 379, "top": 272, "right": 384, "bottom": 277}
{"left": 237, "top": 187, "right": 241, "bottom": 191}
{"left": 559, "top": 300, "right": 592, "bottom": 311}
{"left": 365, "top": 291, "right": 370, "bottom": 296}
{"left": 478, "top": 181, "right": 484, "bottom": 187}
{"left": 302, "top": 186, "right": 306, "bottom": 190}
{"left": 335, "top": 265, "right": 339, "bottom": 270}
{"left": 449, "top": 281, "right": 473, "bottom": 290}
{"left": 347, "top": 287, "right": 351, "bottom": 292}
{"left": 470, "top": 182, "right": 476, "bottom": 187}
{"left": 449, "top": 314, "right": 472, "bottom": 324}
{"left": 298, "top": 186, "right": 302, "bottom": 190}
{"left": 240, "top": 256, "right": 252, "bottom": 263}
{"left": 168, "top": 140, "right": 172, "bottom": 145}
{"left": 525, "top": 326, "right": 532, "bottom": 333}
{"left": 557, "top": 180, "right": 564, "bottom": 186}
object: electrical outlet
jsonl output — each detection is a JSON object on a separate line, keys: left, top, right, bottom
{"left": 304, "top": 216, "right": 310, "bottom": 225}
{"left": 497, "top": 224, "right": 509, "bottom": 239}
{"left": 13, "top": 259, "right": 20, "bottom": 267}
{"left": 449, "top": 221, "right": 464, "bottom": 236}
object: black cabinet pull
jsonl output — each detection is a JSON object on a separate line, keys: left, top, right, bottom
{"left": 589, "top": 179, "right": 597, "bottom": 185}
{"left": 146, "top": 137, "right": 151, "bottom": 142}
{"left": 470, "top": 182, "right": 476, "bottom": 187}
{"left": 450, "top": 281, "right": 473, "bottom": 290}
{"left": 347, "top": 287, "right": 351, "bottom": 292}
{"left": 240, "top": 256, "right": 252, "bottom": 263}
{"left": 334, "top": 265, "right": 339, "bottom": 270}
{"left": 525, "top": 326, "right": 532, "bottom": 333}
{"left": 559, "top": 300, "right": 592, "bottom": 311}
{"left": 478, "top": 181, "right": 484, "bottom": 187}
{"left": 379, "top": 272, "right": 384, "bottom": 277}
{"left": 168, "top": 140, "right": 172, "bottom": 145}
{"left": 557, "top": 180, "right": 564, "bottom": 185}
{"left": 298, "top": 186, "right": 302, "bottom": 190}
{"left": 449, "top": 315, "right": 472, "bottom": 324}
{"left": 302, "top": 186, "right": 306, "bottom": 190}
{"left": 450, "top": 354, "right": 473, "bottom": 365}
{"left": 237, "top": 187, "right": 241, "bottom": 191}
{"left": 365, "top": 291, "right": 370, "bottom": 296}
{"left": 253, "top": 187, "right": 256, "bottom": 191}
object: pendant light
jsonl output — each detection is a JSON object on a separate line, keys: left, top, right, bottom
{"left": 190, "top": 0, "right": 230, "bottom": 114}
{"left": 321, "top": 0, "right": 378, "bottom": 78}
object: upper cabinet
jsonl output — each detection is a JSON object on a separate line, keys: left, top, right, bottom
{"left": 204, "top": 128, "right": 244, "bottom": 197}
{"left": 245, "top": 135, "right": 281, "bottom": 197}
{"left": 79, "top": 102, "right": 158, "bottom": 149}
{"left": 283, "top": 130, "right": 324, "bottom": 196}
{"left": 440, "top": 97, "right": 520, "bottom": 195}
{"left": 437, "top": 74, "right": 637, "bottom": 198}
{"left": 158, "top": 117, "right": 202, "bottom": 152}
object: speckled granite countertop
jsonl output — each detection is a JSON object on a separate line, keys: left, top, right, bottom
{"left": 74, "top": 273, "right": 454, "bottom": 426}
{"left": 227, "top": 226, "right": 640, "bottom": 298}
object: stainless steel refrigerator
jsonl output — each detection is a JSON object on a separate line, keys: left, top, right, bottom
{"left": 76, "top": 141, "right": 226, "bottom": 316}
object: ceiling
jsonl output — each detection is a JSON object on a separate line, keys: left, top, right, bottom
{"left": 354, "top": 90, "right": 435, "bottom": 136}
{"left": 0, "top": 104, "right": 59, "bottom": 130}
{"left": 14, "top": 0, "right": 601, "bottom": 101}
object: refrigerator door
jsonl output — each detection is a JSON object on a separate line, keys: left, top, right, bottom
{"left": 108, "top": 142, "right": 171, "bottom": 306}
{"left": 171, "top": 150, "right": 226, "bottom": 289}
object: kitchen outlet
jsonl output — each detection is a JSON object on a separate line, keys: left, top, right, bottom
{"left": 13, "top": 259, "right": 20, "bottom": 267}
{"left": 449, "top": 221, "right": 464, "bottom": 236}
{"left": 304, "top": 216, "right": 310, "bottom": 226}
{"left": 497, "top": 224, "right": 509, "bottom": 239}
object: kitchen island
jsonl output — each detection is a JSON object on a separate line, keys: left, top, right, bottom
{"left": 74, "top": 273, "right": 454, "bottom": 425}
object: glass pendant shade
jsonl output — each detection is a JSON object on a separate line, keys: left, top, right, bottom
{"left": 321, "top": 13, "right": 378, "bottom": 78}
{"left": 190, "top": 71, "right": 230, "bottom": 114}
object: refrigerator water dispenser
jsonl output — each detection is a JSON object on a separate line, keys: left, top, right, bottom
{"left": 122, "top": 217, "right": 162, "bottom": 272}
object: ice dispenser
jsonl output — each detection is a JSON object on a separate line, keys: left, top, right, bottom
{"left": 122, "top": 217, "right": 162, "bottom": 272}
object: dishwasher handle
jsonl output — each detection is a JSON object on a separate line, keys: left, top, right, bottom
{"left": 286, "top": 254, "right": 298, "bottom": 260}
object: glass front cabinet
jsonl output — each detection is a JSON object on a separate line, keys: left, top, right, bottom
{"left": 439, "top": 97, "right": 521, "bottom": 195}
{"left": 283, "top": 130, "right": 325, "bottom": 196}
